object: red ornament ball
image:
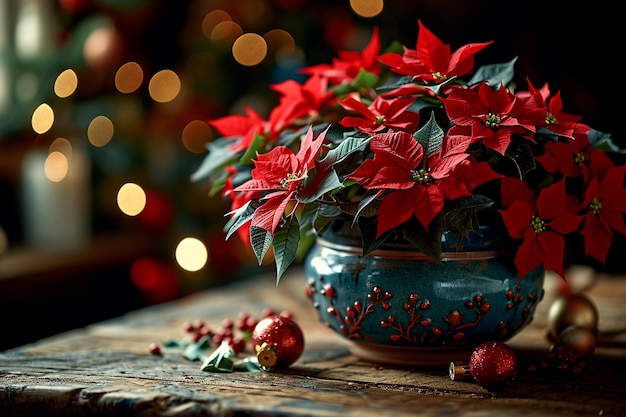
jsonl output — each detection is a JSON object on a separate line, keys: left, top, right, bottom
{"left": 469, "top": 341, "right": 518, "bottom": 390}
{"left": 252, "top": 315, "right": 304, "bottom": 370}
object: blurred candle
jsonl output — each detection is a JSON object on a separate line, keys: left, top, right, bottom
{"left": 0, "top": 0, "right": 11, "bottom": 115}
{"left": 14, "top": 0, "right": 57, "bottom": 60}
{"left": 0, "top": 0, "right": 10, "bottom": 51}
{"left": 21, "top": 148, "right": 91, "bottom": 250}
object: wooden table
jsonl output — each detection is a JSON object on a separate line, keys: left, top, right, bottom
{"left": 1, "top": 268, "right": 625, "bottom": 417}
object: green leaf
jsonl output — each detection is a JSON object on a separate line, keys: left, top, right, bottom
{"left": 272, "top": 216, "right": 300, "bottom": 285}
{"left": 588, "top": 129, "right": 626, "bottom": 153}
{"left": 250, "top": 225, "right": 273, "bottom": 266}
{"left": 190, "top": 137, "right": 241, "bottom": 183}
{"left": 183, "top": 335, "right": 211, "bottom": 362}
{"left": 297, "top": 168, "right": 343, "bottom": 203}
{"left": 233, "top": 357, "right": 262, "bottom": 372}
{"left": 201, "top": 341, "right": 236, "bottom": 372}
{"left": 320, "top": 134, "right": 371, "bottom": 170}
{"left": 468, "top": 57, "right": 518, "bottom": 88}
{"left": 297, "top": 135, "right": 370, "bottom": 203}
{"left": 239, "top": 132, "right": 266, "bottom": 164}
{"left": 413, "top": 111, "right": 444, "bottom": 156}
{"left": 350, "top": 68, "right": 379, "bottom": 90}
{"left": 358, "top": 215, "right": 392, "bottom": 254}
{"left": 224, "top": 200, "right": 256, "bottom": 239}
{"left": 402, "top": 215, "right": 443, "bottom": 262}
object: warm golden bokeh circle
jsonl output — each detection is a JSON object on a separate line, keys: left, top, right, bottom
{"left": 87, "top": 115, "right": 114, "bottom": 147}
{"left": 211, "top": 20, "right": 243, "bottom": 44}
{"left": 54, "top": 69, "right": 78, "bottom": 98}
{"left": 117, "top": 182, "right": 147, "bottom": 216}
{"left": 148, "top": 69, "right": 181, "bottom": 103}
{"left": 44, "top": 151, "right": 69, "bottom": 182}
{"left": 49, "top": 137, "right": 73, "bottom": 159}
{"left": 201, "top": 9, "right": 232, "bottom": 38}
{"left": 350, "top": 0, "right": 384, "bottom": 17}
{"left": 232, "top": 33, "right": 267, "bottom": 66}
{"left": 31, "top": 103, "right": 54, "bottom": 134}
{"left": 175, "top": 237, "right": 208, "bottom": 272}
{"left": 182, "top": 120, "right": 213, "bottom": 154}
{"left": 115, "top": 61, "right": 144, "bottom": 94}
{"left": 264, "top": 29, "right": 296, "bottom": 56}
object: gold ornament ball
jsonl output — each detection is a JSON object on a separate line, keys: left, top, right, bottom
{"left": 547, "top": 294, "right": 598, "bottom": 340}
{"left": 558, "top": 325, "right": 596, "bottom": 359}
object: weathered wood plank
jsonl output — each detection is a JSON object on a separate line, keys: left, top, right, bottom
{"left": 1, "top": 269, "right": 625, "bottom": 416}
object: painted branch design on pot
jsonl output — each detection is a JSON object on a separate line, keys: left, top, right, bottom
{"left": 304, "top": 274, "right": 541, "bottom": 346}
{"left": 334, "top": 286, "right": 392, "bottom": 340}
{"left": 498, "top": 285, "right": 540, "bottom": 337}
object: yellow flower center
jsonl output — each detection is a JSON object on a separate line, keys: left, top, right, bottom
{"left": 281, "top": 172, "right": 301, "bottom": 188}
{"left": 545, "top": 113, "right": 558, "bottom": 125}
{"left": 574, "top": 152, "right": 587, "bottom": 166}
{"left": 485, "top": 112, "right": 501, "bottom": 129}
{"left": 411, "top": 168, "right": 432, "bottom": 183}
{"left": 433, "top": 71, "right": 447, "bottom": 81}
{"left": 589, "top": 197, "right": 602, "bottom": 215}
{"left": 530, "top": 215, "right": 545, "bottom": 234}
{"left": 374, "top": 115, "right": 386, "bottom": 125}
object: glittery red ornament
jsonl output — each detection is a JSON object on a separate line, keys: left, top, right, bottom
{"left": 252, "top": 315, "right": 304, "bottom": 371}
{"left": 469, "top": 341, "right": 518, "bottom": 390}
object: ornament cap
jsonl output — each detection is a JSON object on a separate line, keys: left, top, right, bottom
{"left": 256, "top": 342, "right": 278, "bottom": 371}
{"left": 449, "top": 361, "right": 473, "bottom": 381}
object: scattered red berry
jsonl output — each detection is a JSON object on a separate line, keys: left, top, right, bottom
{"left": 160, "top": 308, "right": 295, "bottom": 364}
{"left": 149, "top": 343, "right": 162, "bottom": 355}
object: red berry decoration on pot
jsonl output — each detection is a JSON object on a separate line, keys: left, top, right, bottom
{"left": 252, "top": 315, "right": 305, "bottom": 371}
{"left": 469, "top": 341, "right": 518, "bottom": 390}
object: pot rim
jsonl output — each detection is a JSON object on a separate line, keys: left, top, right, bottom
{"left": 316, "top": 236, "right": 511, "bottom": 261}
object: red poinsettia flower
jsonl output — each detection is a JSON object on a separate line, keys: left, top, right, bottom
{"left": 535, "top": 131, "right": 590, "bottom": 179}
{"left": 378, "top": 20, "right": 493, "bottom": 83}
{"left": 233, "top": 127, "right": 327, "bottom": 236}
{"left": 347, "top": 131, "right": 498, "bottom": 236}
{"left": 338, "top": 95, "right": 420, "bottom": 134}
{"left": 441, "top": 82, "right": 535, "bottom": 155}
{"left": 300, "top": 27, "right": 381, "bottom": 85}
{"left": 270, "top": 72, "right": 337, "bottom": 123}
{"left": 208, "top": 106, "right": 266, "bottom": 153}
{"left": 499, "top": 178, "right": 583, "bottom": 280}
{"left": 208, "top": 96, "right": 307, "bottom": 154}
{"left": 517, "top": 79, "right": 589, "bottom": 140}
{"left": 580, "top": 159, "right": 626, "bottom": 264}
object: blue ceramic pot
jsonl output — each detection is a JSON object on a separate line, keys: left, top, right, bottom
{"left": 304, "top": 221, "right": 545, "bottom": 366}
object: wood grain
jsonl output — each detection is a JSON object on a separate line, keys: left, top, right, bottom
{"left": 1, "top": 269, "right": 625, "bottom": 416}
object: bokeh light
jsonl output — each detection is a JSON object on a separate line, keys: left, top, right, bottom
{"left": 83, "top": 25, "right": 125, "bottom": 71}
{"left": 211, "top": 20, "right": 243, "bottom": 44}
{"left": 175, "top": 237, "right": 208, "bottom": 272}
{"left": 264, "top": 29, "right": 296, "bottom": 57}
{"left": 349, "top": 0, "right": 384, "bottom": 18}
{"left": 115, "top": 61, "right": 144, "bottom": 94}
{"left": 54, "top": 69, "right": 78, "bottom": 98}
{"left": 87, "top": 115, "right": 114, "bottom": 147}
{"left": 201, "top": 9, "right": 232, "bottom": 38}
{"left": 31, "top": 103, "right": 54, "bottom": 134}
{"left": 232, "top": 33, "right": 267, "bottom": 66}
{"left": 44, "top": 151, "right": 69, "bottom": 182}
{"left": 182, "top": 119, "right": 213, "bottom": 154}
{"left": 130, "top": 257, "right": 180, "bottom": 305}
{"left": 117, "top": 182, "right": 147, "bottom": 216}
{"left": 148, "top": 69, "right": 181, "bottom": 103}
{"left": 49, "top": 137, "right": 73, "bottom": 158}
